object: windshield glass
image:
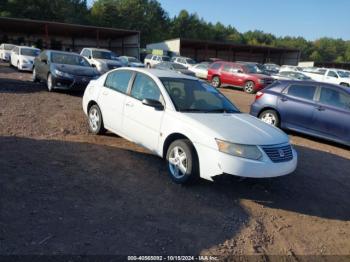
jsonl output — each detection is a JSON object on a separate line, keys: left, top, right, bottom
{"left": 160, "top": 78, "right": 240, "bottom": 113}
{"left": 244, "top": 64, "right": 260, "bottom": 74}
{"left": 21, "top": 48, "right": 40, "bottom": 57}
{"left": 295, "top": 73, "right": 310, "bottom": 80}
{"left": 337, "top": 71, "right": 349, "bottom": 78}
{"left": 51, "top": 53, "right": 90, "bottom": 67}
{"left": 186, "top": 58, "right": 196, "bottom": 64}
{"left": 92, "top": 50, "right": 112, "bottom": 60}
{"left": 4, "top": 44, "right": 15, "bottom": 50}
{"left": 172, "top": 63, "right": 187, "bottom": 69}
{"left": 162, "top": 56, "right": 170, "bottom": 61}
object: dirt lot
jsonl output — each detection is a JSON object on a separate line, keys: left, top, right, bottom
{"left": 0, "top": 62, "right": 350, "bottom": 258}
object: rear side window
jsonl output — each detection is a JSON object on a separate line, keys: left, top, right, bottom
{"left": 319, "top": 88, "right": 350, "bottom": 110}
{"left": 131, "top": 73, "right": 162, "bottom": 101}
{"left": 105, "top": 70, "right": 133, "bottom": 93}
{"left": 210, "top": 63, "right": 222, "bottom": 70}
{"left": 327, "top": 71, "right": 338, "bottom": 78}
{"left": 287, "top": 84, "right": 316, "bottom": 101}
{"left": 222, "top": 64, "right": 232, "bottom": 72}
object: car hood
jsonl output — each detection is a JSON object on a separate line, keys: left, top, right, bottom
{"left": 175, "top": 69, "right": 196, "bottom": 76}
{"left": 21, "top": 55, "right": 36, "bottom": 62}
{"left": 53, "top": 64, "right": 99, "bottom": 76}
{"left": 251, "top": 73, "right": 274, "bottom": 79}
{"left": 129, "top": 62, "right": 144, "bottom": 67}
{"left": 182, "top": 113, "right": 289, "bottom": 145}
{"left": 95, "top": 59, "right": 122, "bottom": 66}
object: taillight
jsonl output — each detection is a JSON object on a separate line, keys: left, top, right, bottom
{"left": 255, "top": 91, "right": 264, "bottom": 100}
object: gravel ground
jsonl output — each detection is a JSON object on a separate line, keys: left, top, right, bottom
{"left": 0, "top": 62, "right": 349, "bottom": 258}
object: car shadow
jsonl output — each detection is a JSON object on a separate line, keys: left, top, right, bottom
{"left": 1, "top": 137, "right": 349, "bottom": 255}
{"left": 0, "top": 77, "right": 43, "bottom": 94}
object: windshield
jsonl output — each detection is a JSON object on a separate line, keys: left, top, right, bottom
{"left": 337, "top": 71, "right": 349, "bottom": 78}
{"left": 244, "top": 64, "right": 260, "bottom": 74}
{"left": 4, "top": 44, "right": 15, "bottom": 50}
{"left": 160, "top": 78, "right": 240, "bottom": 113}
{"left": 172, "top": 63, "right": 187, "bottom": 70}
{"left": 295, "top": 72, "right": 310, "bottom": 80}
{"left": 92, "top": 50, "right": 112, "bottom": 60}
{"left": 128, "top": 57, "right": 141, "bottom": 63}
{"left": 20, "top": 48, "right": 40, "bottom": 57}
{"left": 51, "top": 53, "right": 90, "bottom": 67}
{"left": 186, "top": 58, "right": 196, "bottom": 64}
{"left": 162, "top": 56, "right": 170, "bottom": 61}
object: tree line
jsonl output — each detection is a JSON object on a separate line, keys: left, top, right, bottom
{"left": 1, "top": 0, "right": 349, "bottom": 62}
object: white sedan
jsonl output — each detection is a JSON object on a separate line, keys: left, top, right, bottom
{"left": 10, "top": 46, "right": 40, "bottom": 71}
{"left": 189, "top": 63, "right": 209, "bottom": 79}
{"left": 82, "top": 68, "right": 297, "bottom": 184}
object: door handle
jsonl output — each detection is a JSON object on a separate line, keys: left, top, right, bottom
{"left": 102, "top": 91, "right": 109, "bottom": 95}
{"left": 316, "top": 106, "right": 325, "bottom": 111}
{"left": 126, "top": 102, "right": 134, "bottom": 107}
{"left": 280, "top": 97, "right": 288, "bottom": 102}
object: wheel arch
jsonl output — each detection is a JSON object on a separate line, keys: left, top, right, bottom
{"left": 258, "top": 107, "right": 281, "bottom": 122}
{"left": 87, "top": 100, "right": 98, "bottom": 113}
{"left": 162, "top": 133, "right": 197, "bottom": 159}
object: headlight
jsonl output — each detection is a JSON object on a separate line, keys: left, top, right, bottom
{"left": 54, "top": 69, "right": 73, "bottom": 78}
{"left": 22, "top": 59, "right": 29, "bottom": 64}
{"left": 216, "top": 139, "right": 262, "bottom": 160}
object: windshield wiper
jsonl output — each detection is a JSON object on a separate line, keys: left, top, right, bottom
{"left": 179, "top": 108, "right": 237, "bottom": 113}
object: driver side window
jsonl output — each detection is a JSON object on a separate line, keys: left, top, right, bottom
{"left": 327, "top": 71, "right": 338, "bottom": 78}
{"left": 131, "top": 73, "right": 163, "bottom": 102}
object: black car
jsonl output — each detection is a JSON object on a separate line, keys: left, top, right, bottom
{"left": 154, "top": 62, "right": 196, "bottom": 77}
{"left": 33, "top": 50, "right": 100, "bottom": 92}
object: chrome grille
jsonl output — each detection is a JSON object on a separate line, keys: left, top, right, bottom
{"left": 261, "top": 144, "right": 293, "bottom": 163}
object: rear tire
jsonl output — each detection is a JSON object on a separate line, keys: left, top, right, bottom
{"left": 259, "top": 109, "right": 280, "bottom": 127}
{"left": 166, "top": 139, "right": 199, "bottom": 184}
{"left": 88, "top": 104, "right": 106, "bottom": 135}
{"left": 211, "top": 76, "right": 221, "bottom": 88}
{"left": 147, "top": 63, "right": 151, "bottom": 69}
{"left": 244, "top": 81, "right": 255, "bottom": 94}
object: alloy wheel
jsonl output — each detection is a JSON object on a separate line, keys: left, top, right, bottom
{"left": 168, "top": 146, "right": 188, "bottom": 179}
{"left": 261, "top": 112, "right": 277, "bottom": 126}
{"left": 89, "top": 107, "right": 100, "bottom": 132}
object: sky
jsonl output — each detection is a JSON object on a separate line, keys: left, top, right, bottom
{"left": 88, "top": 0, "right": 350, "bottom": 40}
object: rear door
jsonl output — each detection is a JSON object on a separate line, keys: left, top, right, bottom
{"left": 122, "top": 72, "right": 165, "bottom": 152}
{"left": 97, "top": 70, "right": 134, "bottom": 133}
{"left": 278, "top": 83, "right": 318, "bottom": 131}
{"left": 313, "top": 86, "right": 350, "bottom": 141}
{"left": 220, "top": 64, "right": 235, "bottom": 85}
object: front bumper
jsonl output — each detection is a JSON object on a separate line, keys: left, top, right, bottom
{"left": 19, "top": 62, "right": 34, "bottom": 71}
{"left": 52, "top": 75, "right": 95, "bottom": 90}
{"left": 194, "top": 142, "right": 297, "bottom": 180}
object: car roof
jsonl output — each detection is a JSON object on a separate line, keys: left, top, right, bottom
{"left": 119, "top": 68, "right": 197, "bottom": 80}
{"left": 18, "top": 46, "right": 40, "bottom": 50}
{"left": 46, "top": 50, "right": 80, "bottom": 56}
{"left": 277, "top": 80, "right": 350, "bottom": 93}
{"left": 84, "top": 47, "right": 111, "bottom": 52}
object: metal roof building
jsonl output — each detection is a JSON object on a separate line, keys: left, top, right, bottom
{"left": 0, "top": 17, "right": 140, "bottom": 57}
{"left": 147, "top": 38, "right": 301, "bottom": 65}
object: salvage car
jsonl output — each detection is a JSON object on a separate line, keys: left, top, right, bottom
{"left": 0, "top": 43, "right": 15, "bottom": 61}
{"left": 189, "top": 63, "right": 209, "bottom": 79}
{"left": 80, "top": 48, "right": 123, "bottom": 74}
{"left": 144, "top": 54, "right": 170, "bottom": 68}
{"left": 10, "top": 46, "right": 40, "bottom": 71}
{"left": 82, "top": 68, "right": 297, "bottom": 184}
{"left": 207, "top": 61, "right": 275, "bottom": 93}
{"left": 171, "top": 56, "right": 197, "bottom": 68}
{"left": 33, "top": 50, "right": 100, "bottom": 92}
{"left": 250, "top": 80, "right": 350, "bottom": 146}
{"left": 154, "top": 61, "right": 195, "bottom": 76}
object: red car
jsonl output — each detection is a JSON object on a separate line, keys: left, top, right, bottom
{"left": 207, "top": 61, "right": 275, "bottom": 93}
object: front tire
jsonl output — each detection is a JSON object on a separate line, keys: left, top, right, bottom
{"left": 244, "top": 81, "right": 255, "bottom": 94}
{"left": 259, "top": 109, "right": 280, "bottom": 127}
{"left": 32, "top": 67, "right": 39, "bottom": 82}
{"left": 212, "top": 76, "right": 221, "bottom": 88}
{"left": 166, "top": 139, "right": 199, "bottom": 184}
{"left": 88, "top": 104, "right": 106, "bottom": 135}
{"left": 47, "top": 73, "right": 54, "bottom": 92}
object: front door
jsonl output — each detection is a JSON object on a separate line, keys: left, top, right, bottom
{"left": 122, "top": 72, "right": 165, "bottom": 153}
{"left": 313, "top": 86, "right": 350, "bottom": 141}
{"left": 278, "top": 83, "right": 318, "bottom": 131}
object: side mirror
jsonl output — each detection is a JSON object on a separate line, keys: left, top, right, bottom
{"left": 142, "top": 99, "right": 164, "bottom": 110}
{"left": 88, "top": 55, "right": 92, "bottom": 59}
